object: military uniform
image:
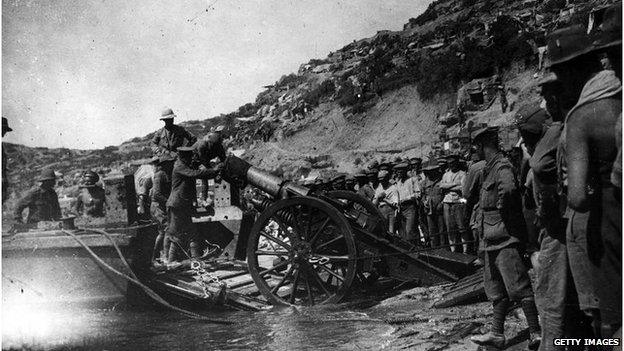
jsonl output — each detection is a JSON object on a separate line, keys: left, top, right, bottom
{"left": 421, "top": 173, "right": 444, "bottom": 247}
{"left": 355, "top": 171, "right": 375, "bottom": 201}
{"left": 74, "top": 186, "right": 106, "bottom": 217}
{"left": 393, "top": 163, "right": 421, "bottom": 243}
{"left": 373, "top": 170, "right": 398, "bottom": 235}
{"left": 151, "top": 125, "right": 197, "bottom": 157}
{"left": 474, "top": 147, "right": 541, "bottom": 343}
{"left": 165, "top": 150, "right": 219, "bottom": 260}
{"left": 463, "top": 160, "right": 486, "bottom": 254}
{"left": 440, "top": 157, "right": 466, "bottom": 252}
{"left": 14, "top": 186, "right": 62, "bottom": 223}
{"left": 151, "top": 107, "right": 197, "bottom": 157}
{"left": 151, "top": 167, "right": 171, "bottom": 227}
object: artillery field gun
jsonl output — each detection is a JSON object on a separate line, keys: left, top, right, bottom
{"left": 219, "top": 155, "right": 476, "bottom": 306}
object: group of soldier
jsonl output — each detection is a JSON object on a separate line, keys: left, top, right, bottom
{"left": 140, "top": 107, "right": 226, "bottom": 264}
{"left": 2, "top": 4, "right": 622, "bottom": 350}
{"left": 304, "top": 154, "right": 476, "bottom": 255}
{"left": 300, "top": 6, "right": 622, "bottom": 350}
{"left": 8, "top": 107, "right": 226, "bottom": 266}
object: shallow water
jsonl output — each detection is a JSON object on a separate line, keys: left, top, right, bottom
{"left": 2, "top": 304, "right": 396, "bottom": 350}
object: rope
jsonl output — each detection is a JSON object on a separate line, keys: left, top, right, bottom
{"left": 61, "top": 229, "right": 233, "bottom": 325}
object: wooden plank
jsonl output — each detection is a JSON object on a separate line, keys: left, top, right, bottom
{"left": 434, "top": 269, "right": 485, "bottom": 308}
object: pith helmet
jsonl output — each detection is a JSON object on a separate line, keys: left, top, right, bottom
{"left": 545, "top": 25, "right": 594, "bottom": 68}
{"left": 38, "top": 169, "right": 57, "bottom": 181}
{"left": 160, "top": 107, "right": 176, "bottom": 120}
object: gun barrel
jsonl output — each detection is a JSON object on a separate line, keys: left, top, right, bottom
{"left": 223, "top": 155, "right": 309, "bottom": 198}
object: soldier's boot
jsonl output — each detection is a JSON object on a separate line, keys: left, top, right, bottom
{"left": 472, "top": 298, "right": 509, "bottom": 349}
{"left": 470, "top": 332, "right": 505, "bottom": 349}
{"left": 521, "top": 298, "right": 542, "bottom": 350}
{"left": 189, "top": 241, "right": 201, "bottom": 259}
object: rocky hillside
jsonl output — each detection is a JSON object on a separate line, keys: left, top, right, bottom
{"left": 3, "top": 0, "right": 616, "bottom": 210}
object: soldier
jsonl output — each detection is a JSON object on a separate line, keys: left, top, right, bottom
{"left": 495, "top": 75, "right": 509, "bottom": 113}
{"left": 193, "top": 129, "right": 227, "bottom": 201}
{"left": 463, "top": 149, "right": 486, "bottom": 261}
{"left": 437, "top": 157, "right": 448, "bottom": 174}
{"left": 73, "top": 170, "right": 106, "bottom": 218}
{"left": 193, "top": 128, "right": 227, "bottom": 166}
{"left": 421, "top": 160, "right": 445, "bottom": 247}
{"left": 165, "top": 146, "right": 222, "bottom": 262}
{"left": 393, "top": 163, "right": 421, "bottom": 244}
{"left": 150, "top": 155, "right": 175, "bottom": 262}
{"left": 366, "top": 170, "right": 379, "bottom": 191}
{"left": 440, "top": 154, "right": 467, "bottom": 253}
{"left": 151, "top": 107, "right": 197, "bottom": 158}
{"left": 367, "top": 160, "right": 379, "bottom": 174}
{"left": 560, "top": 15, "right": 622, "bottom": 337}
{"left": 373, "top": 170, "right": 398, "bottom": 235}
{"left": 355, "top": 170, "right": 375, "bottom": 201}
{"left": 469, "top": 127, "right": 541, "bottom": 350}
{"left": 14, "top": 169, "right": 62, "bottom": 224}
{"left": 3, "top": 117, "right": 12, "bottom": 203}
{"left": 409, "top": 157, "right": 424, "bottom": 182}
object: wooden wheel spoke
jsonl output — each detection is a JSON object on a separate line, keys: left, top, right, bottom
{"left": 317, "top": 254, "right": 350, "bottom": 262}
{"left": 255, "top": 250, "right": 291, "bottom": 256}
{"left": 309, "top": 217, "right": 331, "bottom": 247}
{"left": 271, "top": 265, "right": 295, "bottom": 294}
{"left": 289, "top": 270, "right": 301, "bottom": 304}
{"left": 248, "top": 196, "right": 357, "bottom": 306}
{"left": 315, "top": 235, "right": 345, "bottom": 252}
{"left": 309, "top": 266, "right": 331, "bottom": 295}
{"left": 259, "top": 258, "right": 293, "bottom": 277}
{"left": 316, "top": 264, "right": 345, "bottom": 282}
{"left": 260, "top": 232, "right": 292, "bottom": 251}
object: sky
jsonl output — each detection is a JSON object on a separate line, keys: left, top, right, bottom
{"left": 2, "top": 0, "right": 433, "bottom": 149}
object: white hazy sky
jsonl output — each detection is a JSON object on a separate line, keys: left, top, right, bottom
{"left": 2, "top": 0, "right": 432, "bottom": 149}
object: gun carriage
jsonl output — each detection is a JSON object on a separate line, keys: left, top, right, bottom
{"left": 221, "top": 156, "right": 474, "bottom": 306}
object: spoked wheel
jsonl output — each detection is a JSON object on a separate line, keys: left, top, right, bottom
{"left": 246, "top": 196, "right": 357, "bottom": 306}
{"left": 325, "top": 190, "right": 386, "bottom": 235}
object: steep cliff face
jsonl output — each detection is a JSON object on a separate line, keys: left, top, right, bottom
{"left": 3, "top": 0, "right": 615, "bottom": 209}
